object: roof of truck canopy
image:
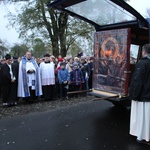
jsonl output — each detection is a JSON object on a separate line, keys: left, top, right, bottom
{"left": 49, "top": 0, "right": 149, "bottom": 44}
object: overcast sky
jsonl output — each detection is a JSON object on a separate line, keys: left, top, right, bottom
{"left": 0, "top": 0, "right": 150, "bottom": 46}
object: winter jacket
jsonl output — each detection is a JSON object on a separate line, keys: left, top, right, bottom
{"left": 129, "top": 56, "right": 150, "bottom": 102}
{"left": 58, "top": 69, "right": 70, "bottom": 84}
{"left": 70, "top": 69, "right": 84, "bottom": 85}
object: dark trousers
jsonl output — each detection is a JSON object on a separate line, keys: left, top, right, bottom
{"left": 55, "top": 82, "right": 60, "bottom": 98}
{"left": 29, "top": 87, "right": 37, "bottom": 100}
{"left": 69, "top": 85, "right": 81, "bottom": 97}
{"left": 2, "top": 83, "right": 18, "bottom": 104}
{"left": 23, "top": 87, "right": 37, "bottom": 102}
{"left": 42, "top": 85, "right": 54, "bottom": 100}
{"left": 54, "top": 74, "right": 60, "bottom": 98}
{"left": 59, "top": 84, "right": 67, "bottom": 98}
{"left": 89, "top": 71, "right": 93, "bottom": 89}
{"left": 2, "top": 84, "right": 11, "bottom": 103}
{"left": 71, "top": 85, "right": 81, "bottom": 91}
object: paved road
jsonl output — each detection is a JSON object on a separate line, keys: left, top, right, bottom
{"left": 0, "top": 100, "right": 149, "bottom": 150}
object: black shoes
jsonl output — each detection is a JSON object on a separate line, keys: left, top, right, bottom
{"left": 2, "top": 102, "right": 17, "bottom": 108}
{"left": 136, "top": 139, "right": 150, "bottom": 146}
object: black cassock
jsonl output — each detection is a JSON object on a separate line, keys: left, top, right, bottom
{"left": 42, "top": 85, "right": 54, "bottom": 101}
{"left": 0, "top": 63, "right": 19, "bottom": 105}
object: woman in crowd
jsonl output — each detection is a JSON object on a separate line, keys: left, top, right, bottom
{"left": 66, "top": 58, "right": 74, "bottom": 73}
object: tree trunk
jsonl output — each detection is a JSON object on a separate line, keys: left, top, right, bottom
{"left": 59, "top": 32, "right": 67, "bottom": 57}
{"left": 51, "top": 38, "right": 59, "bottom": 57}
{"left": 58, "top": 13, "right": 68, "bottom": 57}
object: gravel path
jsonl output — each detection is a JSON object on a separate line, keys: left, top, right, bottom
{"left": 0, "top": 96, "right": 93, "bottom": 119}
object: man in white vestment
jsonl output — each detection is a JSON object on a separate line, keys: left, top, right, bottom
{"left": 18, "top": 52, "right": 42, "bottom": 102}
{"left": 129, "top": 44, "right": 150, "bottom": 145}
{"left": 39, "top": 54, "right": 55, "bottom": 101}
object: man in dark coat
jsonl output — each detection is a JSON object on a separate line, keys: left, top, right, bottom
{"left": 1, "top": 54, "right": 18, "bottom": 107}
{"left": 11, "top": 56, "right": 19, "bottom": 102}
{"left": 129, "top": 44, "right": 150, "bottom": 145}
{"left": 88, "top": 57, "right": 94, "bottom": 89}
{"left": 80, "top": 57, "right": 90, "bottom": 91}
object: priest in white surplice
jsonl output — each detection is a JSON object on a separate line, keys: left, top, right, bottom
{"left": 129, "top": 44, "right": 150, "bottom": 145}
{"left": 18, "top": 52, "right": 42, "bottom": 101}
{"left": 39, "top": 54, "right": 55, "bottom": 101}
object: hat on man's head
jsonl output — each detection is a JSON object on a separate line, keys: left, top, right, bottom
{"left": 5, "top": 54, "right": 11, "bottom": 60}
{"left": 44, "top": 53, "right": 50, "bottom": 57}
{"left": 13, "top": 56, "right": 18, "bottom": 60}
{"left": 60, "top": 62, "right": 66, "bottom": 66}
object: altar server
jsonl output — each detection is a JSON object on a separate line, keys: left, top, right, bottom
{"left": 39, "top": 54, "right": 55, "bottom": 101}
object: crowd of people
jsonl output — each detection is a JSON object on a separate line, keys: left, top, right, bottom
{"left": 0, "top": 51, "right": 94, "bottom": 107}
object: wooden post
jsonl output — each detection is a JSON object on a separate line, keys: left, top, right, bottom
{"left": 67, "top": 89, "right": 92, "bottom": 95}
